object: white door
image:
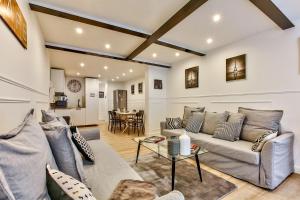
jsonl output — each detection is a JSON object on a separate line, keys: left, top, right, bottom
{"left": 85, "top": 78, "right": 99, "bottom": 125}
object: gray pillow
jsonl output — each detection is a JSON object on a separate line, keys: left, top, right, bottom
{"left": 213, "top": 122, "right": 241, "bottom": 142}
{"left": 40, "top": 121, "right": 87, "bottom": 184}
{"left": 185, "top": 112, "right": 205, "bottom": 133}
{"left": 182, "top": 106, "right": 205, "bottom": 127}
{"left": 0, "top": 109, "right": 57, "bottom": 200}
{"left": 201, "top": 111, "right": 229, "bottom": 135}
{"left": 41, "top": 110, "right": 57, "bottom": 122}
{"left": 238, "top": 107, "right": 283, "bottom": 142}
{"left": 0, "top": 168, "right": 15, "bottom": 200}
{"left": 227, "top": 112, "right": 245, "bottom": 140}
{"left": 166, "top": 118, "right": 182, "bottom": 129}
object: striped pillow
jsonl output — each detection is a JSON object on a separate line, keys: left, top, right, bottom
{"left": 185, "top": 113, "right": 205, "bottom": 133}
{"left": 166, "top": 118, "right": 182, "bottom": 129}
{"left": 251, "top": 131, "right": 278, "bottom": 152}
{"left": 213, "top": 122, "right": 241, "bottom": 142}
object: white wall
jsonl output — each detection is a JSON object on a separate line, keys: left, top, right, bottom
{"left": 0, "top": 0, "right": 50, "bottom": 131}
{"left": 65, "top": 76, "right": 85, "bottom": 108}
{"left": 124, "top": 77, "right": 145, "bottom": 111}
{"left": 145, "top": 66, "right": 168, "bottom": 135}
{"left": 166, "top": 21, "right": 300, "bottom": 172}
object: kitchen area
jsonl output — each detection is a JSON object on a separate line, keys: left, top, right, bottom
{"left": 50, "top": 68, "right": 99, "bottom": 126}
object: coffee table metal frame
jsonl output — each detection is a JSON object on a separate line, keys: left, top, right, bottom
{"left": 134, "top": 137, "right": 207, "bottom": 191}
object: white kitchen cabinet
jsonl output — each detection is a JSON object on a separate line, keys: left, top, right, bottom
{"left": 85, "top": 78, "right": 99, "bottom": 125}
{"left": 50, "top": 68, "right": 65, "bottom": 93}
{"left": 71, "top": 108, "right": 86, "bottom": 126}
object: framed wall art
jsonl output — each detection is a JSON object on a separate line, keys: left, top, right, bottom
{"left": 226, "top": 54, "right": 246, "bottom": 81}
{"left": 154, "top": 79, "right": 162, "bottom": 89}
{"left": 138, "top": 82, "right": 143, "bottom": 94}
{"left": 185, "top": 66, "right": 199, "bottom": 89}
{"left": 131, "top": 84, "right": 135, "bottom": 95}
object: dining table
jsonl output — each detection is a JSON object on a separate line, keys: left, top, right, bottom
{"left": 115, "top": 111, "right": 137, "bottom": 134}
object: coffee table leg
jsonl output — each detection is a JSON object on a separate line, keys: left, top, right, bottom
{"left": 195, "top": 154, "right": 203, "bottom": 182}
{"left": 172, "top": 157, "right": 176, "bottom": 190}
{"left": 135, "top": 141, "right": 141, "bottom": 164}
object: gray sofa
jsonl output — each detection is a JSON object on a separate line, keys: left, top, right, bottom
{"left": 160, "top": 117, "right": 294, "bottom": 190}
{"left": 80, "top": 128, "right": 184, "bottom": 200}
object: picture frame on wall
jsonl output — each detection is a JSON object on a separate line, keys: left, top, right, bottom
{"left": 0, "top": 0, "right": 27, "bottom": 48}
{"left": 185, "top": 66, "right": 199, "bottom": 89}
{"left": 138, "top": 82, "right": 143, "bottom": 94}
{"left": 154, "top": 79, "right": 163, "bottom": 89}
{"left": 131, "top": 84, "right": 135, "bottom": 95}
{"left": 226, "top": 54, "right": 246, "bottom": 81}
{"left": 99, "top": 91, "right": 104, "bottom": 98}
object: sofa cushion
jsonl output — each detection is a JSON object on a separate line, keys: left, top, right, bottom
{"left": 213, "top": 122, "right": 241, "bottom": 142}
{"left": 185, "top": 112, "right": 204, "bottom": 133}
{"left": 166, "top": 117, "right": 182, "bottom": 129}
{"left": 40, "top": 121, "right": 87, "bottom": 184}
{"left": 227, "top": 112, "right": 245, "bottom": 140}
{"left": 0, "top": 168, "right": 15, "bottom": 200}
{"left": 182, "top": 106, "right": 205, "bottom": 127}
{"left": 162, "top": 129, "right": 259, "bottom": 165}
{"left": 0, "top": 109, "right": 57, "bottom": 200}
{"left": 201, "top": 111, "right": 229, "bottom": 135}
{"left": 84, "top": 140, "right": 142, "bottom": 200}
{"left": 47, "top": 165, "right": 96, "bottom": 200}
{"left": 238, "top": 107, "right": 283, "bottom": 142}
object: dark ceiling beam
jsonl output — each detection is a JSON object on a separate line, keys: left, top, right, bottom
{"left": 29, "top": 3, "right": 205, "bottom": 57}
{"left": 127, "top": 0, "right": 208, "bottom": 59}
{"left": 45, "top": 44, "right": 171, "bottom": 68}
{"left": 249, "top": 0, "right": 294, "bottom": 30}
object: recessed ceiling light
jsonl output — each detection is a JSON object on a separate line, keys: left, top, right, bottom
{"left": 122, "top": 73, "right": 126, "bottom": 76}
{"left": 105, "top": 44, "right": 111, "bottom": 49}
{"left": 112, "top": 79, "right": 115, "bottom": 81}
{"left": 80, "top": 62, "right": 85, "bottom": 67}
{"left": 116, "top": 76, "right": 119, "bottom": 79}
{"left": 76, "top": 72, "right": 80, "bottom": 76}
{"left": 75, "top": 27, "right": 83, "bottom": 34}
{"left": 175, "top": 52, "right": 180, "bottom": 57}
{"left": 104, "top": 66, "right": 108, "bottom": 70}
{"left": 206, "top": 38, "right": 213, "bottom": 44}
{"left": 152, "top": 53, "right": 157, "bottom": 58}
{"left": 98, "top": 74, "right": 101, "bottom": 78}
{"left": 213, "top": 14, "right": 221, "bottom": 22}
{"left": 129, "top": 69, "right": 133, "bottom": 73}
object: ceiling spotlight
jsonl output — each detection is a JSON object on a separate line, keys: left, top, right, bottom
{"left": 122, "top": 73, "right": 126, "bottom": 76}
{"left": 206, "top": 38, "right": 213, "bottom": 44}
{"left": 104, "top": 66, "right": 108, "bottom": 70}
{"left": 152, "top": 53, "right": 157, "bottom": 58}
{"left": 98, "top": 74, "right": 101, "bottom": 78}
{"left": 112, "top": 79, "right": 115, "bottom": 81}
{"left": 213, "top": 14, "right": 221, "bottom": 22}
{"left": 129, "top": 69, "right": 133, "bottom": 73}
{"left": 105, "top": 44, "right": 111, "bottom": 49}
{"left": 75, "top": 27, "right": 83, "bottom": 34}
{"left": 175, "top": 52, "right": 180, "bottom": 57}
{"left": 76, "top": 72, "right": 80, "bottom": 76}
{"left": 116, "top": 76, "right": 119, "bottom": 79}
{"left": 80, "top": 62, "right": 85, "bottom": 67}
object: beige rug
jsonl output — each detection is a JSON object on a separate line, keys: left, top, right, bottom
{"left": 129, "top": 154, "right": 237, "bottom": 200}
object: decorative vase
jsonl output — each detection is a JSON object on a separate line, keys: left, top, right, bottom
{"left": 179, "top": 131, "right": 191, "bottom": 156}
{"left": 167, "top": 136, "right": 180, "bottom": 156}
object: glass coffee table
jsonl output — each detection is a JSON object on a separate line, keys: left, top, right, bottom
{"left": 133, "top": 136, "right": 208, "bottom": 191}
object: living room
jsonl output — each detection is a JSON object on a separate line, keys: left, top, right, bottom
{"left": 1, "top": 0, "right": 300, "bottom": 200}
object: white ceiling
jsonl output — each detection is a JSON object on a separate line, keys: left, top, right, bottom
{"left": 48, "top": 49, "right": 146, "bottom": 82}
{"left": 31, "top": 0, "right": 300, "bottom": 80}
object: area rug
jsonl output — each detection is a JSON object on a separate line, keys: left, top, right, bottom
{"left": 129, "top": 154, "right": 237, "bottom": 200}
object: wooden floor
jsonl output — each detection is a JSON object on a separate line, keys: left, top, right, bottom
{"left": 96, "top": 122, "right": 300, "bottom": 200}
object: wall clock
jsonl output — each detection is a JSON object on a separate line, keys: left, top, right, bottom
{"left": 67, "top": 79, "right": 81, "bottom": 93}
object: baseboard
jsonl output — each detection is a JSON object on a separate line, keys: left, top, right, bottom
{"left": 294, "top": 165, "right": 300, "bottom": 174}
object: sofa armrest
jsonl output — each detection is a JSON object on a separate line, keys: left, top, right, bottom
{"left": 160, "top": 121, "right": 167, "bottom": 134}
{"left": 155, "top": 190, "right": 184, "bottom": 200}
{"left": 78, "top": 128, "right": 100, "bottom": 141}
{"left": 260, "top": 131, "right": 294, "bottom": 189}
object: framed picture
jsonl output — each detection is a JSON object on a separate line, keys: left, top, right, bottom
{"left": 99, "top": 91, "right": 104, "bottom": 98}
{"left": 138, "top": 82, "right": 143, "bottom": 94}
{"left": 185, "top": 66, "right": 199, "bottom": 89}
{"left": 131, "top": 84, "right": 135, "bottom": 95}
{"left": 226, "top": 54, "right": 246, "bottom": 81}
{"left": 154, "top": 79, "right": 162, "bottom": 89}
{"left": 0, "top": 0, "right": 27, "bottom": 48}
